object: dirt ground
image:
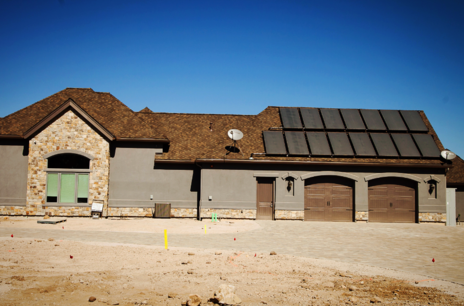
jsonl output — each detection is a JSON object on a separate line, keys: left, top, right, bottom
{"left": 1, "top": 217, "right": 463, "bottom": 306}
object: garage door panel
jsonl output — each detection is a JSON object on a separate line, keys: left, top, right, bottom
{"left": 369, "top": 198, "right": 389, "bottom": 209}
{"left": 368, "top": 178, "right": 416, "bottom": 223}
{"left": 395, "top": 198, "right": 415, "bottom": 210}
{"left": 393, "top": 209, "right": 415, "bottom": 223}
{"left": 304, "top": 207, "right": 325, "bottom": 221}
{"left": 305, "top": 176, "right": 353, "bottom": 222}
{"left": 393, "top": 186, "right": 414, "bottom": 197}
{"left": 331, "top": 196, "right": 351, "bottom": 208}
{"left": 369, "top": 210, "right": 389, "bottom": 223}
{"left": 305, "top": 196, "right": 326, "bottom": 208}
{"left": 368, "top": 186, "right": 388, "bottom": 196}
{"left": 331, "top": 208, "right": 352, "bottom": 222}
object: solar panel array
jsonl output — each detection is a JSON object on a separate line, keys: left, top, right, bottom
{"left": 279, "top": 108, "right": 428, "bottom": 132}
{"left": 262, "top": 108, "right": 441, "bottom": 158}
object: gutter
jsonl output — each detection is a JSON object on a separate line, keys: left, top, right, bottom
{"left": 115, "top": 137, "right": 170, "bottom": 143}
{"left": 0, "top": 135, "right": 24, "bottom": 139}
{"left": 194, "top": 158, "right": 451, "bottom": 169}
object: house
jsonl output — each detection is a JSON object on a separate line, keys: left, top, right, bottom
{"left": 0, "top": 88, "right": 460, "bottom": 223}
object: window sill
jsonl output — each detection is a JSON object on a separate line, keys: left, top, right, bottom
{"left": 44, "top": 203, "right": 90, "bottom": 207}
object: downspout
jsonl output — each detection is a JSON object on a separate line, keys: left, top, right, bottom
{"left": 195, "top": 161, "right": 204, "bottom": 221}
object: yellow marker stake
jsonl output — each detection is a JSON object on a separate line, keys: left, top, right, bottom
{"left": 204, "top": 224, "right": 207, "bottom": 234}
{"left": 164, "top": 229, "right": 168, "bottom": 249}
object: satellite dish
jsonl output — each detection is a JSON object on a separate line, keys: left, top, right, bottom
{"left": 441, "top": 150, "right": 456, "bottom": 160}
{"left": 228, "top": 129, "right": 243, "bottom": 141}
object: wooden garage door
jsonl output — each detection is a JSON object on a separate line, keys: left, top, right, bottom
{"left": 304, "top": 176, "right": 353, "bottom": 222}
{"left": 368, "top": 178, "right": 416, "bottom": 223}
{"left": 256, "top": 177, "right": 274, "bottom": 220}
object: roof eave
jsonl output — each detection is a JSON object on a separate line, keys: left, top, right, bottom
{"left": 116, "top": 137, "right": 169, "bottom": 143}
{"left": 194, "top": 158, "right": 450, "bottom": 169}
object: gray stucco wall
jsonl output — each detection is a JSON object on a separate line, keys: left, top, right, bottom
{"left": 108, "top": 147, "right": 199, "bottom": 208}
{"left": 199, "top": 166, "right": 447, "bottom": 214}
{"left": 0, "top": 144, "right": 28, "bottom": 206}
{"left": 456, "top": 190, "right": 464, "bottom": 220}
{"left": 201, "top": 169, "right": 257, "bottom": 210}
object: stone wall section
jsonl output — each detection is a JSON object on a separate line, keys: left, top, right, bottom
{"left": 105, "top": 208, "right": 197, "bottom": 218}
{"left": 26, "top": 110, "right": 110, "bottom": 216}
{"left": 201, "top": 208, "right": 256, "bottom": 219}
{"left": 275, "top": 210, "right": 304, "bottom": 220}
{"left": 356, "top": 211, "right": 368, "bottom": 222}
{"left": 419, "top": 212, "right": 446, "bottom": 223}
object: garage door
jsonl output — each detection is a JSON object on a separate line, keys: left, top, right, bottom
{"left": 368, "top": 178, "right": 416, "bottom": 223}
{"left": 304, "top": 176, "right": 354, "bottom": 222}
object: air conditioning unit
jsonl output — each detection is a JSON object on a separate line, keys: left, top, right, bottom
{"left": 155, "top": 203, "right": 171, "bottom": 218}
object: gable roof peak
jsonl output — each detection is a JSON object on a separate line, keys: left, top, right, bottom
{"left": 139, "top": 107, "right": 154, "bottom": 113}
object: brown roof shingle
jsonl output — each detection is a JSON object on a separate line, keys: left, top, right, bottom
{"left": 138, "top": 106, "right": 447, "bottom": 166}
{"left": 0, "top": 88, "right": 165, "bottom": 140}
{"left": 447, "top": 156, "right": 464, "bottom": 185}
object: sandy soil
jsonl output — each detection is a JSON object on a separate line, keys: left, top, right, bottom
{"left": 1, "top": 217, "right": 463, "bottom": 306}
{"left": 0, "top": 217, "right": 261, "bottom": 235}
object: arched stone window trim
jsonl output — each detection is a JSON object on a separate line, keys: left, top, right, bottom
{"left": 300, "top": 171, "right": 359, "bottom": 181}
{"left": 43, "top": 149, "right": 94, "bottom": 160}
{"left": 364, "top": 173, "right": 422, "bottom": 183}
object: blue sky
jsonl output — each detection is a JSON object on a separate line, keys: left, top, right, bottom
{"left": 1, "top": 0, "right": 463, "bottom": 156}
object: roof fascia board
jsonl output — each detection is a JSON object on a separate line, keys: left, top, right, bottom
{"left": 195, "top": 158, "right": 450, "bottom": 169}
{"left": 23, "top": 99, "right": 115, "bottom": 141}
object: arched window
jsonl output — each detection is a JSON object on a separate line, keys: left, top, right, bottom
{"left": 48, "top": 153, "right": 90, "bottom": 169}
{"left": 45, "top": 153, "right": 90, "bottom": 204}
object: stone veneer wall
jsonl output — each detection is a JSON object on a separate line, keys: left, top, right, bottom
{"left": 275, "top": 210, "right": 304, "bottom": 220}
{"left": 201, "top": 208, "right": 256, "bottom": 219}
{"left": 419, "top": 212, "right": 446, "bottom": 223}
{"left": 26, "top": 110, "right": 110, "bottom": 216}
{"left": 106, "top": 208, "right": 197, "bottom": 218}
{"left": 356, "top": 211, "right": 368, "bottom": 222}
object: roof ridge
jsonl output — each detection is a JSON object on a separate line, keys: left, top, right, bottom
{"left": 139, "top": 107, "right": 154, "bottom": 113}
{"left": 140, "top": 111, "right": 256, "bottom": 117}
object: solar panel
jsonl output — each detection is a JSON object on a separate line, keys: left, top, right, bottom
{"left": 412, "top": 134, "right": 441, "bottom": 157}
{"left": 306, "top": 132, "right": 331, "bottom": 156}
{"left": 349, "top": 133, "right": 376, "bottom": 156}
{"left": 391, "top": 134, "right": 421, "bottom": 157}
{"left": 327, "top": 133, "right": 354, "bottom": 156}
{"left": 280, "top": 108, "right": 303, "bottom": 129}
{"left": 341, "top": 109, "right": 365, "bottom": 130}
{"left": 300, "top": 108, "right": 324, "bottom": 129}
{"left": 285, "top": 132, "right": 309, "bottom": 155}
{"left": 370, "top": 133, "right": 398, "bottom": 157}
{"left": 380, "top": 110, "right": 407, "bottom": 131}
{"left": 360, "top": 109, "right": 386, "bottom": 131}
{"left": 320, "top": 109, "right": 345, "bottom": 129}
{"left": 263, "top": 131, "right": 287, "bottom": 155}
{"left": 400, "top": 111, "right": 428, "bottom": 132}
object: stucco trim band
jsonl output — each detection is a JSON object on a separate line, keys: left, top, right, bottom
{"left": 423, "top": 175, "right": 442, "bottom": 183}
{"left": 281, "top": 172, "right": 299, "bottom": 180}
{"left": 364, "top": 173, "right": 422, "bottom": 183}
{"left": 300, "top": 171, "right": 359, "bottom": 181}
{"left": 253, "top": 172, "right": 280, "bottom": 178}
{"left": 43, "top": 149, "right": 95, "bottom": 160}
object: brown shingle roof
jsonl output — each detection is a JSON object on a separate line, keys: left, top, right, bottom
{"left": 447, "top": 156, "right": 464, "bottom": 185}
{"left": 138, "top": 106, "right": 446, "bottom": 166}
{"left": 139, "top": 107, "right": 154, "bottom": 113}
{"left": 0, "top": 88, "right": 165, "bottom": 140}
